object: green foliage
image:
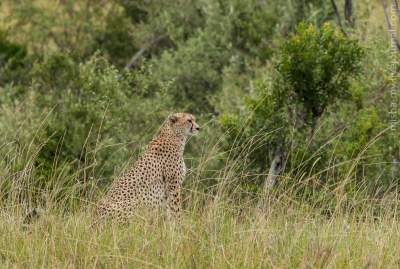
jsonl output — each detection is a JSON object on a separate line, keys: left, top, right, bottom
{"left": 230, "top": 0, "right": 279, "bottom": 60}
{"left": 0, "top": 53, "right": 173, "bottom": 205}
{"left": 0, "top": 31, "right": 26, "bottom": 67}
{"left": 0, "top": 31, "right": 28, "bottom": 85}
{"left": 277, "top": 23, "right": 364, "bottom": 122}
{"left": 0, "top": 0, "right": 397, "bottom": 206}
{"left": 292, "top": 0, "right": 335, "bottom": 26}
{"left": 33, "top": 54, "right": 135, "bottom": 178}
{"left": 94, "top": 9, "right": 137, "bottom": 67}
{"left": 220, "top": 23, "right": 367, "bottom": 192}
{"left": 137, "top": 0, "right": 282, "bottom": 113}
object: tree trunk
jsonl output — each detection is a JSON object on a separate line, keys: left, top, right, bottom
{"left": 264, "top": 148, "right": 284, "bottom": 191}
{"left": 344, "top": 0, "right": 354, "bottom": 27}
{"left": 330, "top": 0, "right": 347, "bottom": 36}
{"left": 392, "top": 158, "right": 399, "bottom": 181}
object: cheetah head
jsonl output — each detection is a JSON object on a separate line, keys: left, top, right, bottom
{"left": 168, "top": 112, "right": 200, "bottom": 136}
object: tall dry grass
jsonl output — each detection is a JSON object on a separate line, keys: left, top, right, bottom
{"left": 0, "top": 118, "right": 398, "bottom": 268}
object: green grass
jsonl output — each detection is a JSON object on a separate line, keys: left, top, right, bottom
{"left": 0, "top": 197, "right": 399, "bottom": 268}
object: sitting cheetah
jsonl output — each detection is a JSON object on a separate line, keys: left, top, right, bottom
{"left": 92, "top": 112, "right": 199, "bottom": 225}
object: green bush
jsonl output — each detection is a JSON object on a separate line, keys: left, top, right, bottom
{"left": 220, "top": 23, "right": 365, "bottom": 192}
{"left": 0, "top": 0, "right": 397, "bottom": 210}
{"left": 137, "top": 0, "right": 282, "bottom": 113}
{"left": 0, "top": 53, "right": 174, "bottom": 206}
{"left": 277, "top": 23, "right": 364, "bottom": 124}
{"left": 0, "top": 31, "right": 29, "bottom": 86}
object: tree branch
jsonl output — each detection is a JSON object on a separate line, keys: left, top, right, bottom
{"left": 124, "top": 34, "right": 167, "bottom": 70}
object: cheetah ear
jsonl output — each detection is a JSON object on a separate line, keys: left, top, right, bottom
{"left": 169, "top": 114, "right": 178, "bottom": 124}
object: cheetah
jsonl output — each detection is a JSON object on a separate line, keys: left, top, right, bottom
{"left": 92, "top": 112, "right": 200, "bottom": 225}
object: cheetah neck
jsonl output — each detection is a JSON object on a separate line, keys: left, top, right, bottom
{"left": 155, "top": 125, "right": 187, "bottom": 154}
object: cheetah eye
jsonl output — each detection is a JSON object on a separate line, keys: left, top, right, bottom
{"left": 187, "top": 119, "right": 192, "bottom": 123}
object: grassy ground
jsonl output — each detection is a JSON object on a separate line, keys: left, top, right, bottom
{"left": 0, "top": 192, "right": 399, "bottom": 268}
{"left": 0, "top": 113, "right": 396, "bottom": 268}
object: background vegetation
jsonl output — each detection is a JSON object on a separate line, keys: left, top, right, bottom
{"left": 0, "top": 0, "right": 399, "bottom": 267}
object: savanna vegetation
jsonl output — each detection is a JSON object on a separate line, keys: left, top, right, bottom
{"left": 0, "top": 0, "right": 399, "bottom": 267}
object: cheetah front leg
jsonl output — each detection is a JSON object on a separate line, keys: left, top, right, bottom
{"left": 165, "top": 176, "right": 183, "bottom": 220}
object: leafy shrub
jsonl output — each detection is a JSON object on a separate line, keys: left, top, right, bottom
{"left": 277, "top": 23, "right": 364, "bottom": 124}
{"left": 138, "top": 0, "right": 282, "bottom": 113}
{"left": 0, "top": 0, "right": 397, "bottom": 210}
{"left": 0, "top": 31, "right": 28, "bottom": 86}
{"left": 220, "top": 23, "right": 365, "bottom": 191}
{"left": 0, "top": 53, "right": 173, "bottom": 206}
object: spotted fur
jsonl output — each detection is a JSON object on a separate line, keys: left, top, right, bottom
{"left": 92, "top": 113, "right": 199, "bottom": 225}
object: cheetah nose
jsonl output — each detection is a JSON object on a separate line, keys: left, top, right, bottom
{"left": 196, "top": 126, "right": 200, "bottom": 131}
